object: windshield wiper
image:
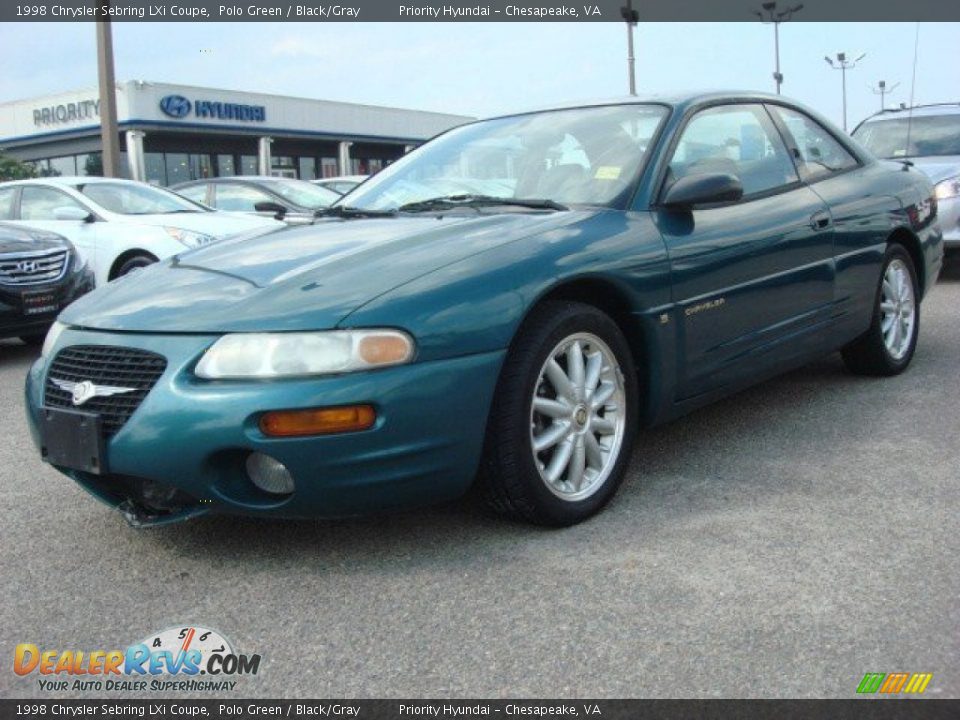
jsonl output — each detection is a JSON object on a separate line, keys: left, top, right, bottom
{"left": 315, "top": 205, "right": 398, "bottom": 219}
{"left": 397, "top": 194, "right": 568, "bottom": 213}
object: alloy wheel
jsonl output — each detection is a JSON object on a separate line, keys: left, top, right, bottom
{"left": 880, "top": 258, "right": 916, "bottom": 361}
{"left": 529, "top": 332, "right": 627, "bottom": 502}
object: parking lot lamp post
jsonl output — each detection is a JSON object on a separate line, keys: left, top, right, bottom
{"left": 825, "top": 51, "right": 866, "bottom": 131}
{"left": 95, "top": 11, "right": 120, "bottom": 177}
{"left": 753, "top": 2, "right": 803, "bottom": 94}
{"left": 871, "top": 80, "right": 900, "bottom": 111}
{"left": 620, "top": 0, "right": 639, "bottom": 95}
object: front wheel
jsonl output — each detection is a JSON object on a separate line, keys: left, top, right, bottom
{"left": 112, "top": 253, "right": 157, "bottom": 279}
{"left": 842, "top": 244, "right": 920, "bottom": 376}
{"left": 479, "top": 301, "right": 638, "bottom": 526}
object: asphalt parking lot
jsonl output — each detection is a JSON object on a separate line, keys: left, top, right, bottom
{"left": 1, "top": 254, "right": 958, "bottom": 700}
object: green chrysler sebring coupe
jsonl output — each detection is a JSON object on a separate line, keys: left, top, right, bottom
{"left": 26, "top": 92, "right": 943, "bottom": 527}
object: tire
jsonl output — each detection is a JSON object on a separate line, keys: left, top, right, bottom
{"left": 842, "top": 244, "right": 920, "bottom": 376}
{"left": 479, "top": 301, "right": 639, "bottom": 526}
{"left": 19, "top": 332, "right": 46, "bottom": 346}
{"left": 113, "top": 253, "right": 157, "bottom": 279}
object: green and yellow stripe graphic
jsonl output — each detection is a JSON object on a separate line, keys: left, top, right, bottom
{"left": 857, "top": 672, "right": 933, "bottom": 694}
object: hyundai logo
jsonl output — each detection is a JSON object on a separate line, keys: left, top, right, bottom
{"left": 159, "top": 95, "right": 192, "bottom": 119}
{"left": 17, "top": 260, "right": 39, "bottom": 273}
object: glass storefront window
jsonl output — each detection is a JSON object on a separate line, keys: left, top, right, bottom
{"left": 77, "top": 153, "right": 103, "bottom": 177}
{"left": 165, "top": 153, "right": 190, "bottom": 185}
{"left": 241, "top": 155, "right": 258, "bottom": 175}
{"left": 188, "top": 154, "right": 213, "bottom": 180}
{"left": 320, "top": 157, "right": 338, "bottom": 178}
{"left": 217, "top": 154, "right": 236, "bottom": 177}
{"left": 144, "top": 153, "right": 166, "bottom": 185}
{"left": 48, "top": 156, "right": 76, "bottom": 177}
{"left": 298, "top": 157, "right": 316, "bottom": 180}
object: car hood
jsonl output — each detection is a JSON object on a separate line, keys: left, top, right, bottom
{"left": 60, "top": 210, "right": 592, "bottom": 333}
{"left": 902, "top": 155, "right": 960, "bottom": 183}
{"left": 108, "top": 211, "right": 283, "bottom": 237}
{"left": 0, "top": 222, "right": 70, "bottom": 254}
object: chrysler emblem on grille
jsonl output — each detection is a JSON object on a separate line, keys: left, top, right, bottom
{"left": 50, "top": 378, "right": 137, "bottom": 407}
{"left": 17, "top": 260, "right": 39, "bottom": 273}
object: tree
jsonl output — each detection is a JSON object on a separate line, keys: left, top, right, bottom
{"left": 0, "top": 151, "right": 38, "bottom": 181}
{"left": 84, "top": 153, "right": 103, "bottom": 176}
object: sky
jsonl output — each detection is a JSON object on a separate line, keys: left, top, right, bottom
{"left": 0, "top": 22, "right": 957, "bottom": 131}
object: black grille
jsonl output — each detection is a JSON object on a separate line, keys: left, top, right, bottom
{"left": 44, "top": 345, "right": 167, "bottom": 438}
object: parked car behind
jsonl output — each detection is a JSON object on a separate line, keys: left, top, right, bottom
{"left": 0, "top": 177, "right": 284, "bottom": 287}
{"left": 173, "top": 177, "right": 340, "bottom": 225}
{"left": 0, "top": 223, "right": 93, "bottom": 345}
{"left": 312, "top": 175, "right": 368, "bottom": 195}
{"left": 27, "top": 92, "right": 942, "bottom": 528}
{"left": 853, "top": 104, "right": 960, "bottom": 248}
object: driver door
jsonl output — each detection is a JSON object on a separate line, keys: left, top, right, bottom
{"left": 654, "top": 103, "right": 836, "bottom": 400}
{"left": 13, "top": 185, "right": 100, "bottom": 272}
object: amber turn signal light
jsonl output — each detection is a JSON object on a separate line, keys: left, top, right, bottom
{"left": 259, "top": 405, "right": 376, "bottom": 437}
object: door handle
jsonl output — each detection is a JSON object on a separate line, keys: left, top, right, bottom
{"left": 810, "top": 211, "right": 832, "bottom": 231}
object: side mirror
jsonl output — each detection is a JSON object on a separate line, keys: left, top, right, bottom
{"left": 53, "top": 206, "right": 94, "bottom": 222}
{"left": 254, "top": 201, "right": 288, "bottom": 220}
{"left": 661, "top": 173, "right": 744, "bottom": 209}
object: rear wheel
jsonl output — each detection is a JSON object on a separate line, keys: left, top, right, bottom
{"left": 842, "top": 244, "right": 919, "bottom": 376}
{"left": 479, "top": 301, "right": 638, "bottom": 526}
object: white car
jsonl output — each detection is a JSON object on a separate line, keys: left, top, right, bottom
{"left": 0, "top": 177, "right": 285, "bottom": 286}
{"left": 852, "top": 104, "right": 960, "bottom": 249}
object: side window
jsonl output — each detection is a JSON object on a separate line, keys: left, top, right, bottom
{"left": 667, "top": 104, "right": 798, "bottom": 198}
{"left": 19, "top": 186, "right": 86, "bottom": 221}
{"left": 772, "top": 106, "right": 859, "bottom": 181}
{"left": 0, "top": 187, "right": 15, "bottom": 220}
{"left": 177, "top": 184, "right": 209, "bottom": 204}
{"left": 213, "top": 184, "right": 273, "bottom": 212}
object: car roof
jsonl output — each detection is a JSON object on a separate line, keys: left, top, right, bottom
{"left": 859, "top": 103, "right": 960, "bottom": 124}
{"left": 484, "top": 90, "right": 792, "bottom": 120}
{"left": 0, "top": 176, "right": 152, "bottom": 189}
{"left": 174, "top": 176, "right": 308, "bottom": 186}
{"left": 319, "top": 175, "right": 367, "bottom": 183}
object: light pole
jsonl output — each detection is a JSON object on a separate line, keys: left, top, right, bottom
{"left": 95, "top": 6, "right": 120, "bottom": 177}
{"left": 825, "top": 52, "right": 866, "bottom": 131}
{"left": 870, "top": 80, "right": 900, "bottom": 112}
{"left": 621, "top": 0, "right": 639, "bottom": 96}
{"left": 753, "top": 1, "right": 803, "bottom": 95}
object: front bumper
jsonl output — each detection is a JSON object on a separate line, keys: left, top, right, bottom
{"left": 0, "top": 266, "right": 94, "bottom": 339}
{"left": 25, "top": 327, "right": 505, "bottom": 523}
{"left": 939, "top": 195, "right": 960, "bottom": 248}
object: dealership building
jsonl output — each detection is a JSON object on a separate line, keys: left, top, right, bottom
{"left": 0, "top": 81, "right": 473, "bottom": 185}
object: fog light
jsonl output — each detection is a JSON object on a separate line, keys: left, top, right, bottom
{"left": 245, "top": 453, "right": 295, "bottom": 495}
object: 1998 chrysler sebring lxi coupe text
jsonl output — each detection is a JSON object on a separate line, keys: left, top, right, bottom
{"left": 26, "top": 93, "right": 942, "bottom": 527}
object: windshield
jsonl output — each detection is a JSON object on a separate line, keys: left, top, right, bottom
{"left": 258, "top": 179, "right": 340, "bottom": 209}
{"left": 343, "top": 104, "right": 668, "bottom": 212}
{"left": 853, "top": 114, "right": 960, "bottom": 158}
{"left": 79, "top": 182, "right": 206, "bottom": 215}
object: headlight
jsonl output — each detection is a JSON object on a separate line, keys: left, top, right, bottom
{"left": 164, "top": 227, "right": 216, "bottom": 249}
{"left": 934, "top": 176, "right": 960, "bottom": 201}
{"left": 194, "top": 329, "right": 415, "bottom": 379}
{"left": 41, "top": 321, "right": 66, "bottom": 359}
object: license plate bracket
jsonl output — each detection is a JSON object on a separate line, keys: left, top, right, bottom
{"left": 40, "top": 407, "right": 106, "bottom": 475}
{"left": 23, "top": 290, "right": 58, "bottom": 316}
